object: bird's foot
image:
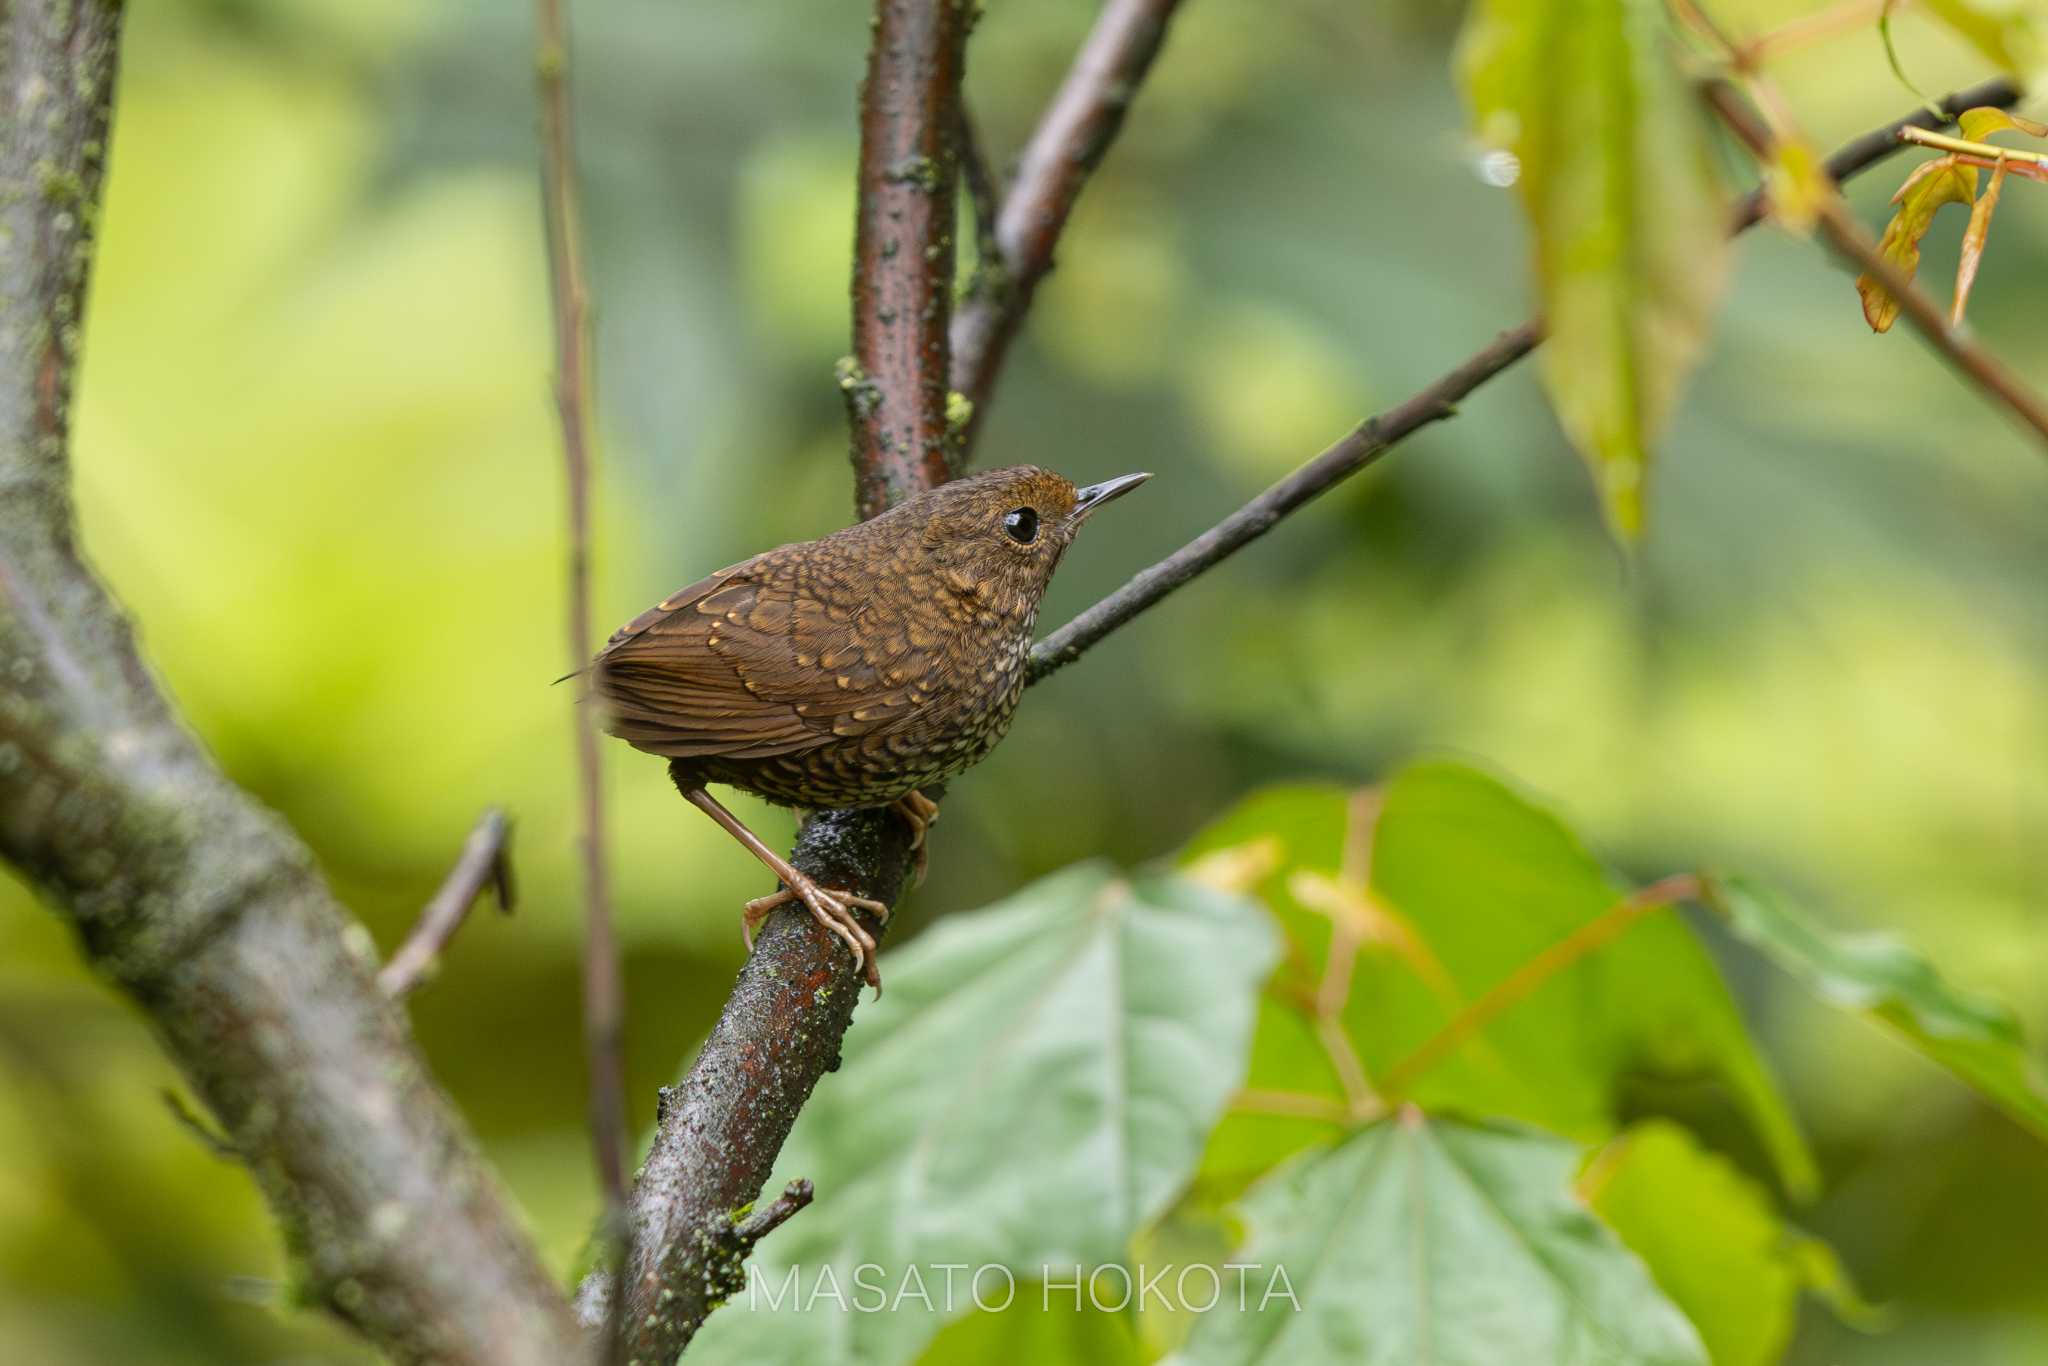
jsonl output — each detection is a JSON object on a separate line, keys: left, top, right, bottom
{"left": 741, "top": 878, "right": 890, "bottom": 992}
{"left": 890, "top": 789, "right": 942, "bottom": 889}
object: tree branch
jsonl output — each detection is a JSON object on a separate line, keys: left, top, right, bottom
{"left": 592, "top": 3, "right": 973, "bottom": 1356}
{"left": 1025, "top": 75, "right": 2025, "bottom": 683}
{"left": 538, "top": 0, "right": 631, "bottom": 1251}
{"left": 949, "top": 0, "right": 1186, "bottom": 460}
{"left": 378, "top": 807, "right": 514, "bottom": 1000}
{"left": 0, "top": 5, "right": 584, "bottom": 1361}
{"left": 844, "top": 0, "right": 974, "bottom": 519}
{"left": 1728, "top": 76, "right": 2023, "bottom": 231}
{"left": 1706, "top": 78, "right": 2048, "bottom": 450}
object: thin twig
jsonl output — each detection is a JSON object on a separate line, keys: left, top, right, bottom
{"left": 949, "top": 0, "right": 1187, "bottom": 460}
{"left": 1898, "top": 124, "right": 2048, "bottom": 167}
{"left": 1740, "top": 0, "right": 1893, "bottom": 66}
{"left": 1027, "top": 77, "right": 2024, "bottom": 684}
{"left": 956, "top": 97, "right": 1006, "bottom": 287}
{"left": 1706, "top": 79, "right": 2048, "bottom": 451}
{"left": 1377, "top": 875, "right": 1704, "bottom": 1100}
{"left": 536, "top": 0, "right": 629, "bottom": 1254}
{"left": 1026, "top": 323, "right": 1542, "bottom": 682}
{"left": 161, "top": 1088, "right": 240, "bottom": 1160}
{"left": 378, "top": 808, "right": 515, "bottom": 999}
{"left": 733, "top": 1178, "right": 816, "bottom": 1246}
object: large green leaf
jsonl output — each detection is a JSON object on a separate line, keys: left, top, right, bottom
{"left": 1171, "top": 1113, "right": 1708, "bottom": 1366}
{"left": 1184, "top": 766, "right": 1816, "bottom": 1196}
{"left": 917, "top": 1288, "right": 1143, "bottom": 1366}
{"left": 1585, "top": 1121, "right": 1873, "bottom": 1366}
{"left": 1457, "top": 0, "right": 1732, "bottom": 538}
{"left": 686, "top": 863, "right": 1278, "bottom": 1366}
{"left": 1712, "top": 877, "right": 2048, "bottom": 1140}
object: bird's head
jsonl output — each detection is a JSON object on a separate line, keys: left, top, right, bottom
{"left": 912, "top": 464, "right": 1151, "bottom": 605}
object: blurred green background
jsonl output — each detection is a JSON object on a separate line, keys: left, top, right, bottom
{"left": 3, "top": 0, "right": 2044, "bottom": 1361}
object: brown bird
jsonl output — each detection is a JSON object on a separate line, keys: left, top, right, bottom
{"left": 589, "top": 465, "right": 1150, "bottom": 988}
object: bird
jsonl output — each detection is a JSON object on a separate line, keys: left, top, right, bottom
{"left": 588, "top": 464, "right": 1150, "bottom": 989}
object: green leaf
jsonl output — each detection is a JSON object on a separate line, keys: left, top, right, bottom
{"left": 1958, "top": 105, "right": 2048, "bottom": 142}
{"left": 1710, "top": 877, "right": 2048, "bottom": 1141}
{"left": 917, "top": 1287, "right": 1143, "bottom": 1366}
{"left": 1763, "top": 135, "right": 1828, "bottom": 236}
{"left": 1584, "top": 1120, "right": 1877, "bottom": 1366}
{"left": 1856, "top": 157, "right": 1977, "bottom": 333}
{"left": 1172, "top": 1113, "right": 1708, "bottom": 1366}
{"left": 1922, "top": 0, "right": 2046, "bottom": 76}
{"left": 686, "top": 863, "right": 1279, "bottom": 1366}
{"left": 1456, "top": 0, "right": 1732, "bottom": 540}
{"left": 1183, "top": 767, "right": 1817, "bottom": 1197}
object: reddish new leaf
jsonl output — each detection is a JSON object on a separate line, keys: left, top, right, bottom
{"left": 1857, "top": 157, "right": 1978, "bottom": 333}
{"left": 1953, "top": 156, "right": 2009, "bottom": 326}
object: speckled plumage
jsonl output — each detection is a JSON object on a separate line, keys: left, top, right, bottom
{"left": 594, "top": 464, "right": 1126, "bottom": 804}
{"left": 589, "top": 464, "right": 1148, "bottom": 987}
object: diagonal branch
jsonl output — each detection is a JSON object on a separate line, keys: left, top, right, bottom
{"left": 0, "top": 5, "right": 583, "bottom": 1362}
{"left": 1025, "top": 75, "right": 2025, "bottom": 683}
{"left": 949, "top": 0, "right": 1188, "bottom": 461}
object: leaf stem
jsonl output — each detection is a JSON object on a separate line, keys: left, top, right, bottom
{"left": 1232, "top": 1088, "right": 1362, "bottom": 1125}
{"left": 1899, "top": 124, "right": 2048, "bottom": 167}
{"left": 1377, "top": 875, "right": 1703, "bottom": 1101}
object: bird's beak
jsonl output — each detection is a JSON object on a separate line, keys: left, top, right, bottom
{"left": 1070, "top": 472, "right": 1152, "bottom": 522}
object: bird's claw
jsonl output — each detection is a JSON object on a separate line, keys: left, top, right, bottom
{"left": 741, "top": 878, "right": 889, "bottom": 993}
{"left": 891, "top": 790, "right": 942, "bottom": 890}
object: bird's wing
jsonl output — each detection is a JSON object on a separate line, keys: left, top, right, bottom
{"left": 591, "top": 550, "right": 937, "bottom": 761}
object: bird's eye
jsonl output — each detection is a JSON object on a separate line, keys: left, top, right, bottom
{"left": 1002, "top": 507, "right": 1040, "bottom": 545}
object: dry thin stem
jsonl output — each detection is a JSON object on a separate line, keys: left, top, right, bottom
{"left": 378, "top": 808, "right": 515, "bottom": 999}
{"left": 1741, "top": 0, "right": 1893, "bottom": 65}
{"left": 1029, "top": 76, "right": 2024, "bottom": 682}
{"left": 1378, "top": 876, "right": 1705, "bottom": 1100}
{"left": 537, "top": 0, "right": 629, "bottom": 1238}
{"left": 957, "top": 98, "right": 1005, "bottom": 278}
{"left": 1706, "top": 80, "right": 2048, "bottom": 451}
{"left": 949, "top": 0, "right": 1187, "bottom": 460}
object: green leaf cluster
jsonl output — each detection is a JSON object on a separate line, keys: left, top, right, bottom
{"left": 687, "top": 761, "right": 2048, "bottom": 1365}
